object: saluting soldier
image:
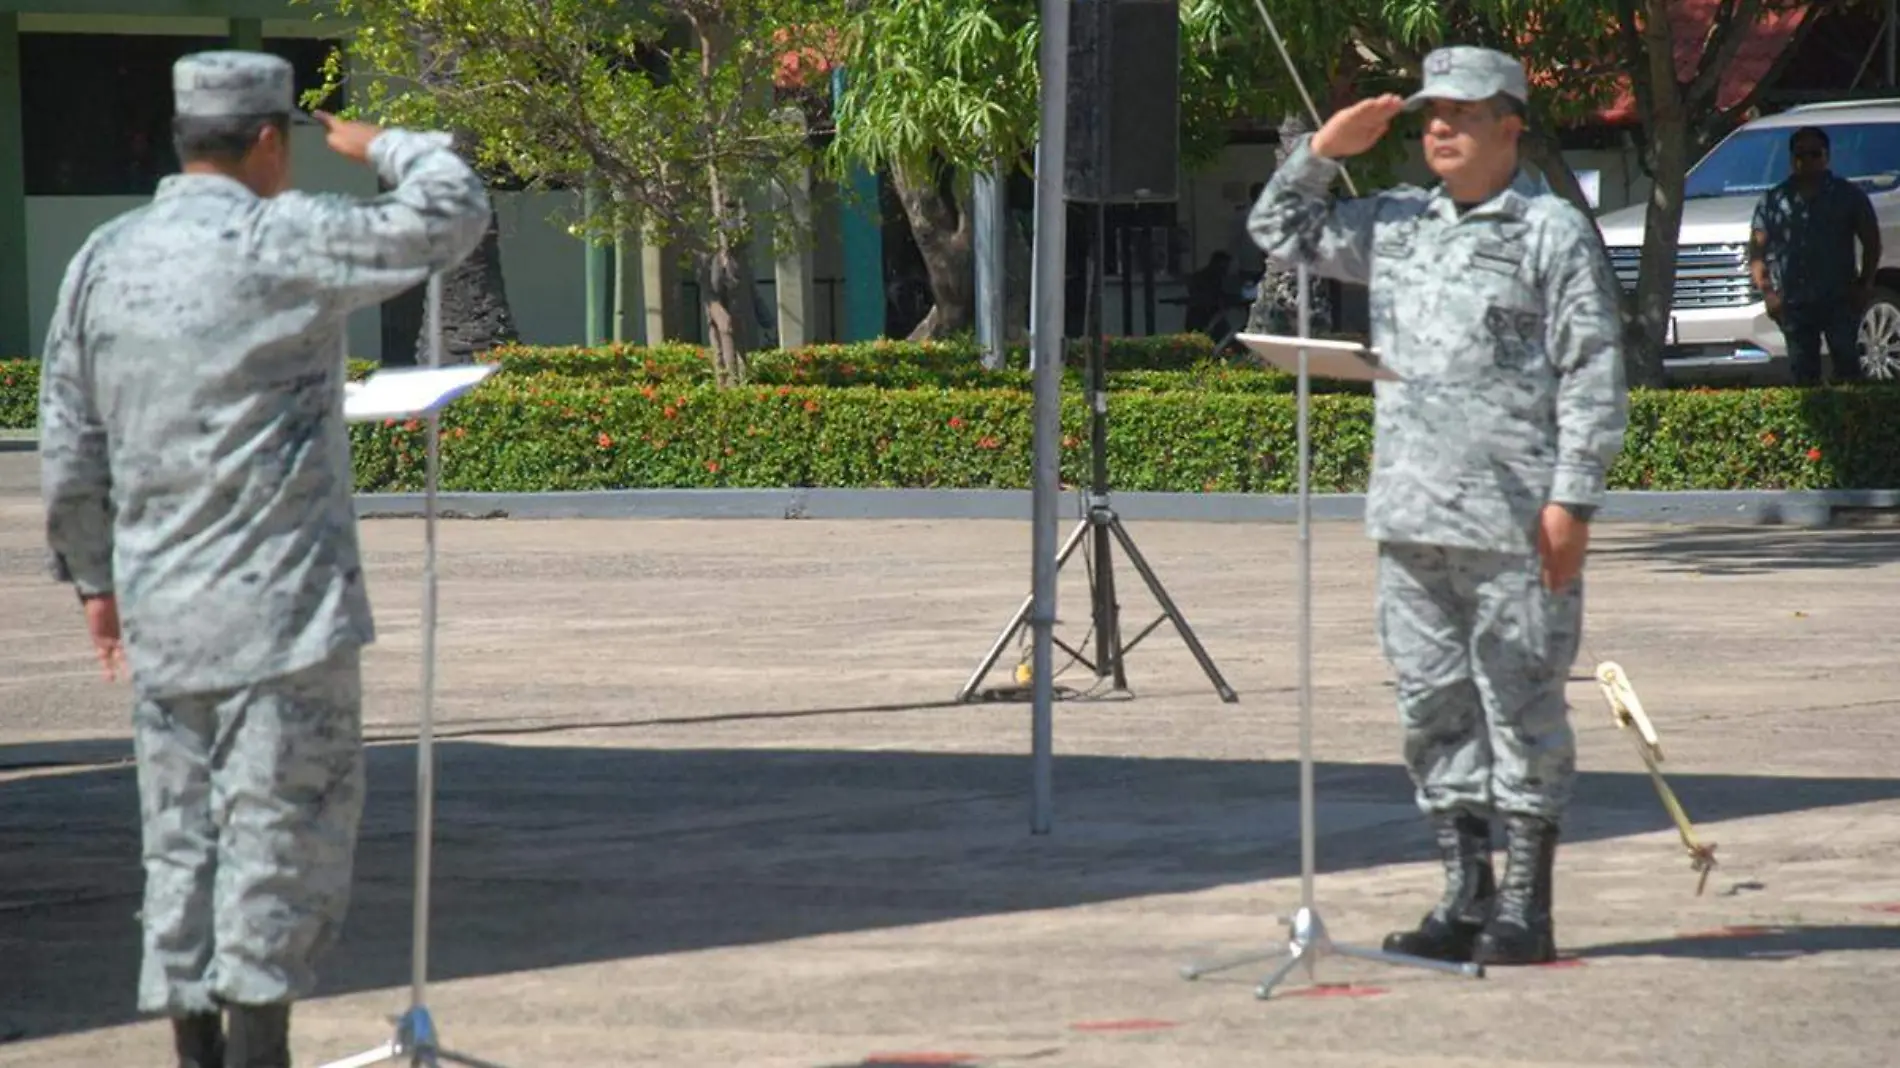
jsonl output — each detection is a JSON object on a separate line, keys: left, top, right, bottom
{"left": 38, "top": 51, "right": 490, "bottom": 1067}
{"left": 1247, "top": 46, "right": 1629, "bottom": 967}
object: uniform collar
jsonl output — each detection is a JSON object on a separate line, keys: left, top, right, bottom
{"left": 1428, "top": 168, "right": 1546, "bottom": 222}
{"left": 154, "top": 172, "right": 260, "bottom": 203}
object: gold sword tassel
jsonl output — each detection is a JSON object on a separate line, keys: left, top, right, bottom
{"left": 1595, "top": 661, "right": 1719, "bottom": 895}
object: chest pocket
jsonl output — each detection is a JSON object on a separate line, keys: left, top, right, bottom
{"left": 1469, "top": 238, "right": 1544, "bottom": 371}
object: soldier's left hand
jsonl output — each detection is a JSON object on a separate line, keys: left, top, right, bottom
{"left": 1537, "top": 504, "right": 1589, "bottom": 592}
{"left": 82, "top": 594, "right": 126, "bottom": 683}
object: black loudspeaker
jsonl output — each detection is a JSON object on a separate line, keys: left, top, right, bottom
{"left": 1064, "top": 0, "right": 1181, "bottom": 204}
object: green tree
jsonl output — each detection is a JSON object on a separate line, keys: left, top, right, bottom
{"left": 305, "top": 0, "right": 841, "bottom": 385}
{"left": 825, "top": 0, "right": 1039, "bottom": 340}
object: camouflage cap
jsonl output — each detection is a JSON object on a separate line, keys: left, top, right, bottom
{"left": 173, "top": 51, "right": 318, "bottom": 124}
{"left": 1403, "top": 46, "right": 1529, "bottom": 112}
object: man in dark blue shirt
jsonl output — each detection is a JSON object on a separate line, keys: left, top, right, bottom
{"left": 1749, "top": 125, "right": 1881, "bottom": 385}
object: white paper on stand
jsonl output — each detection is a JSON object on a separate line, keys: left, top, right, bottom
{"left": 1233, "top": 332, "right": 1401, "bottom": 382}
{"left": 343, "top": 363, "right": 500, "bottom": 423}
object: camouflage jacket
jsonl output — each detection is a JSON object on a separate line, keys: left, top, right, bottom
{"left": 39, "top": 129, "right": 490, "bottom": 698}
{"left": 1249, "top": 136, "right": 1629, "bottom": 556}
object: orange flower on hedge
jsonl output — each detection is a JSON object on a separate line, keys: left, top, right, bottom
{"left": 706, "top": 460, "right": 721, "bottom": 473}
{"left": 597, "top": 433, "right": 613, "bottom": 449}
{"left": 949, "top": 416, "right": 965, "bottom": 429}
{"left": 1807, "top": 447, "right": 1822, "bottom": 461}
{"left": 803, "top": 399, "right": 819, "bottom": 413}
{"left": 663, "top": 405, "right": 677, "bottom": 418}
{"left": 1760, "top": 431, "right": 1778, "bottom": 446}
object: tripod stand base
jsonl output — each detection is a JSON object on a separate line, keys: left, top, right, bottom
{"left": 957, "top": 504, "right": 1238, "bottom": 704}
{"left": 1180, "top": 907, "right": 1483, "bottom": 1000}
{"left": 319, "top": 1006, "right": 512, "bottom": 1068}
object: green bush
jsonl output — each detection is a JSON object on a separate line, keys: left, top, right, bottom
{"left": 346, "top": 378, "right": 1376, "bottom": 495}
{"left": 341, "top": 376, "right": 1898, "bottom": 496}
{"left": 0, "top": 362, "right": 32, "bottom": 430}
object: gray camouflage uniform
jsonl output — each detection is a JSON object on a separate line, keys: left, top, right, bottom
{"left": 38, "top": 51, "right": 490, "bottom": 1014}
{"left": 1248, "top": 51, "right": 1628, "bottom": 825}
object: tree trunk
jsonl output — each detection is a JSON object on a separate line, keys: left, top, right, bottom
{"left": 700, "top": 244, "right": 748, "bottom": 387}
{"left": 410, "top": 45, "right": 519, "bottom": 364}
{"left": 891, "top": 159, "right": 974, "bottom": 340}
{"left": 419, "top": 183, "right": 518, "bottom": 362}
{"left": 1247, "top": 113, "right": 1334, "bottom": 336}
{"left": 691, "top": 13, "right": 750, "bottom": 384}
{"left": 1626, "top": 0, "right": 1685, "bottom": 390}
{"left": 1519, "top": 130, "right": 1595, "bottom": 222}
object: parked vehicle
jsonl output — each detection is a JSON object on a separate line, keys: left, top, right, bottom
{"left": 1594, "top": 99, "right": 1900, "bottom": 384}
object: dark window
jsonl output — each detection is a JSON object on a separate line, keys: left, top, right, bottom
{"left": 21, "top": 33, "right": 342, "bottom": 197}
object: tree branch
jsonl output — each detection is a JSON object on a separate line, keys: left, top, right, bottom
{"left": 1686, "top": 0, "right": 1765, "bottom": 109}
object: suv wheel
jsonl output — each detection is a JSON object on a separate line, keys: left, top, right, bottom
{"left": 1860, "top": 289, "right": 1900, "bottom": 379}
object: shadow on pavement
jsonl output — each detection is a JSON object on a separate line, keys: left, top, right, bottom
{"left": 5, "top": 743, "right": 1899, "bottom": 1041}
{"left": 1594, "top": 526, "right": 1900, "bottom": 575}
{"left": 1576, "top": 923, "right": 1900, "bottom": 961}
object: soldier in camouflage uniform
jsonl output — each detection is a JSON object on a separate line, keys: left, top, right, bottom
{"left": 38, "top": 52, "right": 490, "bottom": 1066}
{"left": 1248, "top": 46, "right": 1628, "bottom": 967}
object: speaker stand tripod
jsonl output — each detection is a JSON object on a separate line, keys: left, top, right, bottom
{"left": 321, "top": 276, "right": 510, "bottom": 1068}
{"left": 1177, "top": 265, "right": 1483, "bottom": 998}
{"left": 957, "top": 201, "right": 1236, "bottom": 706}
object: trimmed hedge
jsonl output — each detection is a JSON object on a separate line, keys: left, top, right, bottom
{"left": 9, "top": 336, "right": 1900, "bottom": 495}
{"left": 347, "top": 379, "right": 1374, "bottom": 495}
{"left": 343, "top": 375, "right": 1899, "bottom": 496}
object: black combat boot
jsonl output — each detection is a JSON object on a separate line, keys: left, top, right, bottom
{"left": 224, "top": 1003, "right": 292, "bottom": 1068}
{"left": 1474, "top": 813, "right": 1561, "bottom": 966}
{"left": 172, "top": 1013, "right": 224, "bottom": 1068}
{"left": 1382, "top": 810, "right": 1495, "bottom": 962}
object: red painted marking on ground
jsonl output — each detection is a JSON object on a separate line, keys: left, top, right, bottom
{"left": 1862, "top": 903, "right": 1900, "bottom": 914}
{"left": 1680, "top": 925, "right": 1776, "bottom": 939}
{"left": 1280, "top": 983, "right": 1388, "bottom": 998}
{"left": 1069, "top": 1019, "right": 1179, "bottom": 1032}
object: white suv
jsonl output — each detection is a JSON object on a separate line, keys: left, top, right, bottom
{"left": 1594, "top": 99, "right": 1900, "bottom": 384}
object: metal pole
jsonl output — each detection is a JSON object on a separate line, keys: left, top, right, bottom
{"left": 413, "top": 272, "right": 443, "bottom": 1008}
{"left": 1029, "top": 0, "right": 1071, "bottom": 835}
{"left": 1295, "top": 264, "right": 1314, "bottom": 914}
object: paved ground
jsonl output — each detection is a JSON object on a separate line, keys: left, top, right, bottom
{"left": 4, "top": 449, "right": 1900, "bottom": 1067}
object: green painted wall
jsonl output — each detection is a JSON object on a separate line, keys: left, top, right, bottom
{"left": 0, "top": 14, "right": 27, "bottom": 357}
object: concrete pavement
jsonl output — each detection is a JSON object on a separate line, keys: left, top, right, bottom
{"left": 4, "top": 451, "right": 1900, "bottom": 1067}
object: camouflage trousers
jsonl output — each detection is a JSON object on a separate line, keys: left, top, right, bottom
{"left": 131, "top": 645, "right": 366, "bottom": 1015}
{"left": 1374, "top": 542, "right": 1582, "bottom": 822}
